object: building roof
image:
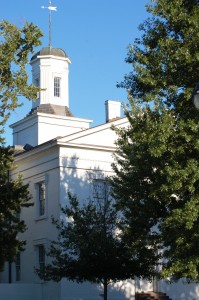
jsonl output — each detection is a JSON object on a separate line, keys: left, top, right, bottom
{"left": 28, "top": 104, "right": 73, "bottom": 117}
{"left": 31, "top": 47, "right": 69, "bottom": 61}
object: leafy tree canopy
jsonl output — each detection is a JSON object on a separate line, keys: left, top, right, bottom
{"left": 0, "top": 19, "right": 43, "bottom": 142}
{"left": 119, "top": 0, "right": 199, "bottom": 115}
{"left": 112, "top": 0, "right": 199, "bottom": 282}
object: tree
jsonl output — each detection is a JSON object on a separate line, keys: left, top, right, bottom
{"left": 112, "top": 0, "right": 199, "bottom": 282}
{"left": 0, "top": 20, "right": 42, "bottom": 270}
{"left": 36, "top": 185, "right": 156, "bottom": 300}
{"left": 0, "top": 146, "right": 32, "bottom": 271}
{"left": 119, "top": 0, "right": 199, "bottom": 115}
{"left": 0, "top": 19, "right": 43, "bottom": 142}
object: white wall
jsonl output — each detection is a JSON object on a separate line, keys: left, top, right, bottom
{"left": 159, "top": 279, "right": 199, "bottom": 300}
{"left": 60, "top": 279, "right": 136, "bottom": 300}
{"left": 11, "top": 113, "right": 92, "bottom": 147}
{"left": 0, "top": 284, "right": 42, "bottom": 300}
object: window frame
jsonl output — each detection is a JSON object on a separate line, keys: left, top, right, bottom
{"left": 38, "top": 181, "right": 46, "bottom": 216}
{"left": 34, "top": 175, "right": 48, "bottom": 220}
{"left": 38, "top": 244, "right": 45, "bottom": 275}
{"left": 54, "top": 76, "right": 61, "bottom": 97}
{"left": 34, "top": 238, "right": 48, "bottom": 281}
{"left": 92, "top": 179, "right": 108, "bottom": 200}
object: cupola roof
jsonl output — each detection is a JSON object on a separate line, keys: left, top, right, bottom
{"left": 31, "top": 46, "right": 68, "bottom": 61}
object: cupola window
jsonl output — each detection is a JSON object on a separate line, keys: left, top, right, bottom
{"left": 54, "top": 77, "right": 61, "bottom": 97}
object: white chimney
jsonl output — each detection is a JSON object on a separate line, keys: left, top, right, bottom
{"left": 105, "top": 100, "right": 121, "bottom": 122}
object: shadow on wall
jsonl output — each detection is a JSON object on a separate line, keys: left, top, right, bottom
{"left": 60, "top": 279, "right": 134, "bottom": 300}
{"left": 159, "top": 279, "right": 199, "bottom": 300}
{"left": 57, "top": 155, "right": 136, "bottom": 300}
{"left": 110, "top": 280, "right": 136, "bottom": 299}
{"left": 59, "top": 154, "right": 112, "bottom": 208}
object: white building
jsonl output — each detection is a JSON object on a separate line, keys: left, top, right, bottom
{"left": 0, "top": 46, "right": 198, "bottom": 300}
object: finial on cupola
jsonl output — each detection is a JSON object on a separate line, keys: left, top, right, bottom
{"left": 41, "top": 0, "right": 57, "bottom": 48}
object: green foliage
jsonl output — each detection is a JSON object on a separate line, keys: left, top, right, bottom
{"left": 0, "top": 146, "right": 32, "bottom": 271}
{"left": 36, "top": 190, "right": 156, "bottom": 300}
{"left": 113, "top": 0, "right": 199, "bottom": 282}
{"left": 0, "top": 19, "right": 43, "bottom": 142}
{"left": 0, "top": 19, "right": 41, "bottom": 271}
{"left": 119, "top": 0, "right": 199, "bottom": 115}
{"left": 161, "top": 197, "right": 199, "bottom": 282}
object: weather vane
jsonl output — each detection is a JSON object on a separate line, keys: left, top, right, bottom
{"left": 41, "top": 0, "right": 57, "bottom": 48}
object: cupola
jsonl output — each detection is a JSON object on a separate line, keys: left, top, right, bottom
{"left": 30, "top": 46, "right": 71, "bottom": 113}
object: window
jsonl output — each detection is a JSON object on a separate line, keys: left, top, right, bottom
{"left": 34, "top": 239, "right": 47, "bottom": 279}
{"left": 88, "top": 172, "right": 108, "bottom": 200}
{"left": 92, "top": 179, "right": 108, "bottom": 200}
{"left": 15, "top": 253, "right": 21, "bottom": 281}
{"left": 54, "top": 77, "right": 61, "bottom": 97}
{"left": 34, "top": 175, "right": 48, "bottom": 220}
{"left": 38, "top": 182, "right": 46, "bottom": 216}
{"left": 38, "top": 245, "right": 45, "bottom": 275}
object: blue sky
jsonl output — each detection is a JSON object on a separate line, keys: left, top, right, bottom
{"left": 1, "top": 0, "right": 149, "bottom": 145}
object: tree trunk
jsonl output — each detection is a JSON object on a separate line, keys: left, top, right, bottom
{"left": 103, "top": 279, "right": 108, "bottom": 300}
